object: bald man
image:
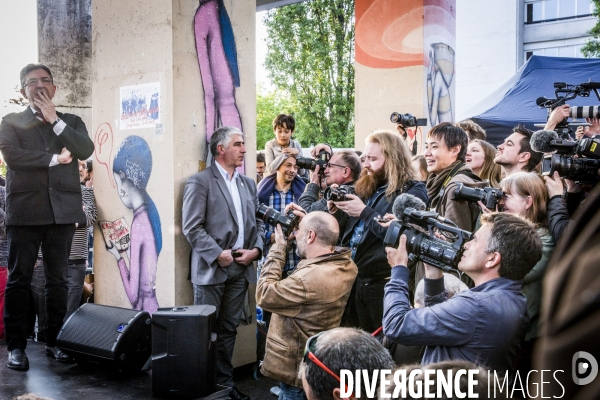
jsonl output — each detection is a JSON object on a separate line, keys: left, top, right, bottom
{"left": 256, "top": 208, "right": 358, "bottom": 400}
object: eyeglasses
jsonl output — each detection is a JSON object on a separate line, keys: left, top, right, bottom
{"left": 23, "top": 78, "right": 53, "bottom": 88}
{"left": 303, "top": 332, "right": 351, "bottom": 395}
{"left": 325, "top": 162, "right": 348, "bottom": 170}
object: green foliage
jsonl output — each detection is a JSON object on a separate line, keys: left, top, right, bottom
{"left": 262, "top": 0, "right": 355, "bottom": 148}
{"left": 582, "top": 0, "right": 600, "bottom": 57}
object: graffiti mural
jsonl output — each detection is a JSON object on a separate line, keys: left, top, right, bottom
{"left": 100, "top": 135, "right": 162, "bottom": 314}
{"left": 427, "top": 43, "right": 455, "bottom": 125}
{"left": 194, "top": 0, "right": 244, "bottom": 172}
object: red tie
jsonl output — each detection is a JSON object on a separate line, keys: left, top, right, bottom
{"left": 35, "top": 112, "right": 47, "bottom": 124}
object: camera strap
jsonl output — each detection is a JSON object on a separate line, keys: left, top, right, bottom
{"left": 436, "top": 162, "right": 465, "bottom": 208}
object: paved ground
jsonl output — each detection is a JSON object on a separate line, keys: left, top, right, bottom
{"left": 0, "top": 340, "right": 277, "bottom": 400}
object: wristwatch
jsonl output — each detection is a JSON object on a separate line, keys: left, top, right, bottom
{"left": 52, "top": 117, "right": 61, "bottom": 127}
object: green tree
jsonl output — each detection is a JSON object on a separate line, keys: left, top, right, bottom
{"left": 582, "top": 0, "right": 600, "bottom": 57}
{"left": 262, "top": 0, "right": 355, "bottom": 148}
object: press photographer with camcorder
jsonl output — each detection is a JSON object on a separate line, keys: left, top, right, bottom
{"left": 327, "top": 130, "right": 427, "bottom": 333}
{"left": 297, "top": 149, "right": 362, "bottom": 214}
{"left": 382, "top": 211, "right": 542, "bottom": 373}
{"left": 391, "top": 112, "right": 427, "bottom": 156}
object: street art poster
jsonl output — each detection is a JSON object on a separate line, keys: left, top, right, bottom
{"left": 194, "top": 0, "right": 244, "bottom": 172}
{"left": 104, "top": 136, "right": 162, "bottom": 314}
{"left": 119, "top": 82, "right": 161, "bottom": 130}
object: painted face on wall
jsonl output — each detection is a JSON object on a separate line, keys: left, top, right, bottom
{"left": 274, "top": 123, "right": 293, "bottom": 147}
{"left": 114, "top": 172, "right": 133, "bottom": 209}
{"left": 465, "top": 142, "right": 485, "bottom": 174}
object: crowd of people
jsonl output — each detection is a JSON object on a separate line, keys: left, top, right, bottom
{"left": 1, "top": 62, "right": 598, "bottom": 400}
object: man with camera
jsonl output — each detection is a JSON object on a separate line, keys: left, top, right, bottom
{"left": 383, "top": 212, "right": 542, "bottom": 372}
{"left": 298, "top": 149, "right": 361, "bottom": 213}
{"left": 328, "top": 130, "right": 427, "bottom": 333}
{"left": 182, "top": 126, "right": 263, "bottom": 400}
{"left": 494, "top": 125, "right": 543, "bottom": 177}
{"left": 256, "top": 206, "right": 357, "bottom": 400}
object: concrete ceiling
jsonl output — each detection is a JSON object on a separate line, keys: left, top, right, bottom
{"left": 257, "top": 0, "right": 306, "bottom": 12}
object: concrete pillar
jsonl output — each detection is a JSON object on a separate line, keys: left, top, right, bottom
{"left": 91, "top": 0, "right": 257, "bottom": 366}
{"left": 354, "top": 0, "right": 456, "bottom": 153}
{"left": 38, "top": 0, "right": 93, "bottom": 128}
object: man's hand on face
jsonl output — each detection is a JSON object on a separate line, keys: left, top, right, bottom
{"left": 232, "top": 248, "right": 259, "bottom": 266}
{"left": 334, "top": 193, "right": 365, "bottom": 217}
{"left": 217, "top": 250, "right": 234, "bottom": 267}
{"left": 57, "top": 147, "right": 73, "bottom": 164}
{"left": 33, "top": 91, "right": 58, "bottom": 123}
{"left": 274, "top": 224, "right": 287, "bottom": 245}
{"left": 385, "top": 234, "right": 409, "bottom": 268}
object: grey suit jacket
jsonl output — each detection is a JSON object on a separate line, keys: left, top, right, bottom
{"left": 182, "top": 162, "right": 264, "bottom": 285}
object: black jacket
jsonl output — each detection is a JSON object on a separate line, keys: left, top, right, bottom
{"left": 333, "top": 180, "right": 428, "bottom": 281}
{"left": 0, "top": 108, "right": 94, "bottom": 226}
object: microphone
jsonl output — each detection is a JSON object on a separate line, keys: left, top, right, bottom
{"left": 392, "top": 193, "right": 427, "bottom": 220}
{"left": 536, "top": 97, "right": 553, "bottom": 107}
{"left": 530, "top": 130, "right": 558, "bottom": 153}
{"left": 580, "top": 82, "right": 600, "bottom": 90}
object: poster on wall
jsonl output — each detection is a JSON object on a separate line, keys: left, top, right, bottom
{"left": 119, "top": 82, "right": 161, "bottom": 130}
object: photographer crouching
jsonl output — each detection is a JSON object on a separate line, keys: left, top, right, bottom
{"left": 382, "top": 212, "right": 542, "bottom": 373}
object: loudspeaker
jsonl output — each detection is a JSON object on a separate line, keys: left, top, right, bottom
{"left": 56, "top": 303, "right": 152, "bottom": 374}
{"left": 152, "top": 305, "right": 217, "bottom": 398}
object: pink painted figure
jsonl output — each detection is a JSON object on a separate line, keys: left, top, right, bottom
{"left": 194, "top": 0, "right": 244, "bottom": 173}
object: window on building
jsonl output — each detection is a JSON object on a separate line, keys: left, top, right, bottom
{"left": 525, "top": 45, "right": 585, "bottom": 59}
{"left": 525, "top": 0, "right": 593, "bottom": 23}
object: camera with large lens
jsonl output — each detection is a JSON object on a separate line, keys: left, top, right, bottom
{"left": 323, "top": 185, "right": 355, "bottom": 202}
{"left": 256, "top": 204, "right": 300, "bottom": 236}
{"left": 296, "top": 149, "right": 331, "bottom": 175}
{"left": 383, "top": 208, "right": 472, "bottom": 271}
{"left": 541, "top": 153, "right": 600, "bottom": 183}
{"left": 454, "top": 183, "right": 504, "bottom": 210}
{"left": 390, "top": 112, "right": 427, "bottom": 127}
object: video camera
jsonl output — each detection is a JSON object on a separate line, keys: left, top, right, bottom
{"left": 256, "top": 204, "right": 300, "bottom": 236}
{"left": 454, "top": 183, "right": 504, "bottom": 210}
{"left": 296, "top": 149, "right": 331, "bottom": 176}
{"left": 323, "top": 185, "right": 355, "bottom": 202}
{"left": 390, "top": 112, "right": 427, "bottom": 128}
{"left": 536, "top": 81, "right": 600, "bottom": 138}
{"left": 383, "top": 208, "right": 472, "bottom": 272}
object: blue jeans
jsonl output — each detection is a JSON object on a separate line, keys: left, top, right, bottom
{"left": 278, "top": 383, "right": 306, "bottom": 400}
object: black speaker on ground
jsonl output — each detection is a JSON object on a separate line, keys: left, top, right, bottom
{"left": 152, "top": 305, "right": 217, "bottom": 398}
{"left": 56, "top": 303, "right": 151, "bottom": 374}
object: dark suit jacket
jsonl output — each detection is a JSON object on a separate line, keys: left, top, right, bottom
{"left": 0, "top": 108, "right": 94, "bottom": 226}
{"left": 182, "top": 162, "right": 265, "bottom": 285}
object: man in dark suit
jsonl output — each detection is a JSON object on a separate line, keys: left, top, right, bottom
{"left": 0, "top": 63, "right": 94, "bottom": 370}
{"left": 182, "top": 126, "right": 264, "bottom": 400}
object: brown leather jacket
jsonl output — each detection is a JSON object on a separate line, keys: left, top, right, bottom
{"left": 256, "top": 243, "right": 358, "bottom": 387}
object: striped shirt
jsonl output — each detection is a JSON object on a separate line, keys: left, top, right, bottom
{"left": 69, "top": 186, "right": 97, "bottom": 261}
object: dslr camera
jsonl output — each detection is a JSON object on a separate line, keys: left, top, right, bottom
{"left": 383, "top": 208, "right": 472, "bottom": 271}
{"left": 390, "top": 112, "right": 427, "bottom": 127}
{"left": 256, "top": 204, "right": 300, "bottom": 236}
{"left": 454, "top": 183, "right": 504, "bottom": 210}
{"left": 296, "top": 149, "right": 331, "bottom": 176}
{"left": 323, "top": 185, "right": 355, "bottom": 202}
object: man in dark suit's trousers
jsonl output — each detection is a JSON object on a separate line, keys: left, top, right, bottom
{"left": 0, "top": 64, "right": 94, "bottom": 370}
{"left": 183, "top": 127, "right": 263, "bottom": 400}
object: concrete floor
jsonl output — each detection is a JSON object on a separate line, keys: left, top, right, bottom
{"left": 0, "top": 340, "right": 277, "bottom": 400}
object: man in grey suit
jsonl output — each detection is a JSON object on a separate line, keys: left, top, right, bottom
{"left": 182, "top": 126, "right": 263, "bottom": 400}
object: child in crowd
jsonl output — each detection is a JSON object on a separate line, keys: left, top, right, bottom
{"left": 263, "top": 114, "right": 304, "bottom": 178}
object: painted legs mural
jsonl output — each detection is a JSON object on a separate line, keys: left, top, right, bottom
{"left": 427, "top": 43, "right": 455, "bottom": 125}
{"left": 194, "top": 0, "right": 244, "bottom": 172}
{"left": 101, "top": 135, "right": 162, "bottom": 314}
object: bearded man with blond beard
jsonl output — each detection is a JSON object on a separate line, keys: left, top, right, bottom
{"left": 328, "top": 130, "right": 428, "bottom": 332}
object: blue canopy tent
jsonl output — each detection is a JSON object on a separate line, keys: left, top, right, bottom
{"left": 459, "top": 56, "right": 600, "bottom": 146}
